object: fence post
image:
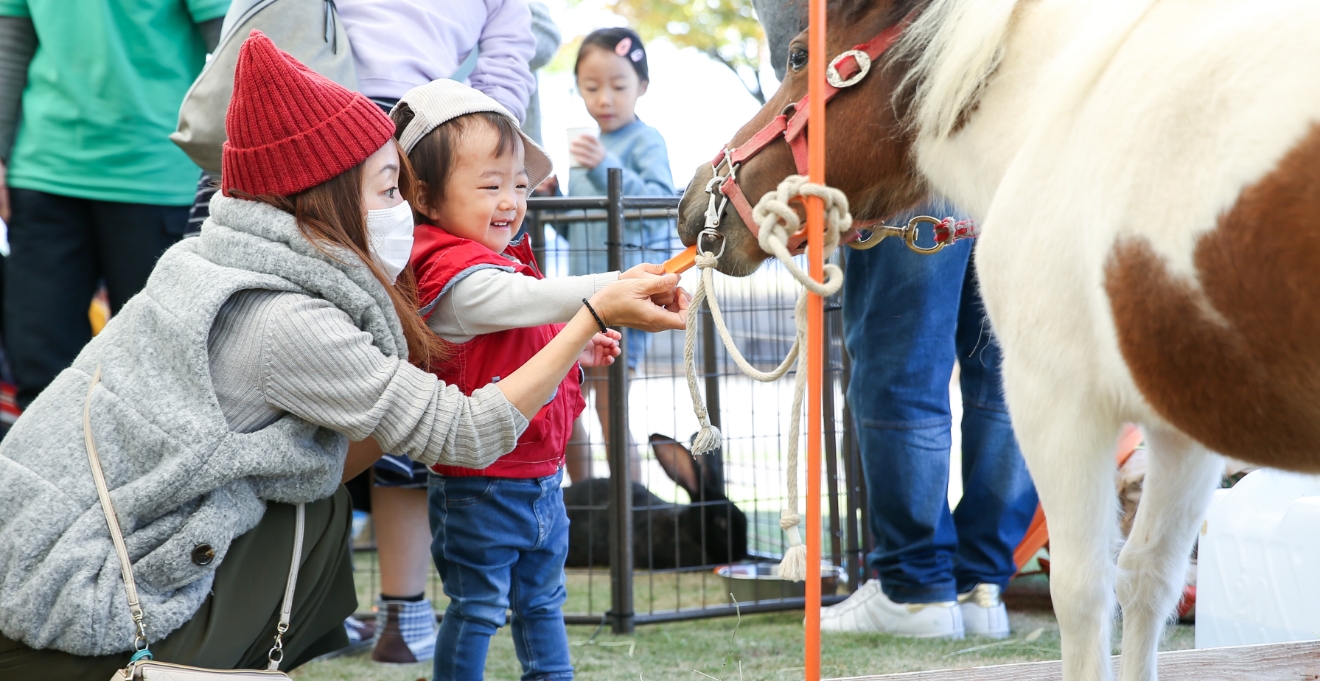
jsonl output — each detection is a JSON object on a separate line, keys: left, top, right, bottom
{"left": 823, "top": 296, "right": 844, "bottom": 567}
{"left": 605, "top": 168, "right": 635, "bottom": 634}
{"left": 528, "top": 208, "right": 545, "bottom": 273}
{"left": 700, "top": 312, "right": 722, "bottom": 432}
{"left": 841, "top": 339, "right": 868, "bottom": 591}
{"left": 700, "top": 306, "right": 723, "bottom": 472}
{"left": 838, "top": 251, "right": 866, "bottom": 590}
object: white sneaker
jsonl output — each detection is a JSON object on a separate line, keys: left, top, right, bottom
{"left": 820, "top": 580, "right": 964, "bottom": 638}
{"left": 958, "top": 583, "right": 1010, "bottom": 639}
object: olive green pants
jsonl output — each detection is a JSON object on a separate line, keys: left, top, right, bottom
{"left": 0, "top": 487, "right": 357, "bottom": 680}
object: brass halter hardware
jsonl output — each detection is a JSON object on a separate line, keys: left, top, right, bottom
{"left": 847, "top": 216, "right": 949, "bottom": 254}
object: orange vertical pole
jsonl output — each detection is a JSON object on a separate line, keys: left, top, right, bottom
{"left": 805, "top": 0, "right": 826, "bottom": 679}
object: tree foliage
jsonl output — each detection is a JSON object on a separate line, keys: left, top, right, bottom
{"left": 584, "top": 0, "right": 768, "bottom": 104}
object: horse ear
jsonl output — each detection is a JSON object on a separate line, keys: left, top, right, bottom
{"left": 649, "top": 433, "right": 700, "bottom": 497}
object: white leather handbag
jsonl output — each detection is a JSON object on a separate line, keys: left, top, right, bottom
{"left": 81, "top": 367, "right": 306, "bottom": 680}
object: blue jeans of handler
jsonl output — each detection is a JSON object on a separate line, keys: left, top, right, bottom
{"left": 428, "top": 471, "right": 573, "bottom": 681}
{"left": 843, "top": 209, "right": 1038, "bottom": 605}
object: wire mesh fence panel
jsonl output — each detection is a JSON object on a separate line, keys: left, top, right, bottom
{"left": 350, "top": 188, "right": 863, "bottom": 625}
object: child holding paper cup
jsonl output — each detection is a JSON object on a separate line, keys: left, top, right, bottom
{"left": 565, "top": 27, "right": 676, "bottom": 481}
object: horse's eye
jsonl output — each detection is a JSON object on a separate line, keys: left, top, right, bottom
{"left": 788, "top": 47, "right": 808, "bottom": 72}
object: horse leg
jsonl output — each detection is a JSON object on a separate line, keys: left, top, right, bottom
{"left": 1008, "top": 385, "right": 1121, "bottom": 681}
{"left": 1115, "top": 428, "right": 1221, "bottom": 681}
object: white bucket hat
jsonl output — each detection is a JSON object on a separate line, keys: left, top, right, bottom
{"left": 392, "top": 80, "right": 554, "bottom": 188}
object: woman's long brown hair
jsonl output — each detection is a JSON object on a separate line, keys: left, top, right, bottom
{"left": 240, "top": 140, "right": 447, "bottom": 368}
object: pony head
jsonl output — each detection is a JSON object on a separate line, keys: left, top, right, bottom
{"left": 677, "top": 0, "right": 933, "bottom": 275}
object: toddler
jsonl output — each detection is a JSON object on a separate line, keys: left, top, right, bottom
{"left": 390, "top": 79, "right": 663, "bottom": 681}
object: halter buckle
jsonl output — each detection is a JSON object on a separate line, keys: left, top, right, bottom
{"left": 703, "top": 149, "right": 740, "bottom": 229}
{"left": 826, "top": 49, "right": 872, "bottom": 89}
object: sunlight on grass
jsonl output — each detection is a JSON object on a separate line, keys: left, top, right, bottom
{"left": 291, "top": 610, "right": 1195, "bottom": 681}
{"left": 316, "top": 564, "right": 1195, "bottom": 681}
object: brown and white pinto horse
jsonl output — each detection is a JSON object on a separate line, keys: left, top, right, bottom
{"left": 677, "top": 0, "right": 1320, "bottom": 679}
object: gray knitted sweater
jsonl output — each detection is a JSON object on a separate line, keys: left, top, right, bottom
{"left": 0, "top": 196, "right": 525, "bottom": 656}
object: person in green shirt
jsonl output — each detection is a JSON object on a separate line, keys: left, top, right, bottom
{"left": 0, "top": 0, "right": 226, "bottom": 410}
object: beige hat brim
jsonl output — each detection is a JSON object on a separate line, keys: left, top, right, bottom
{"left": 393, "top": 79, "right": 554, "bottom": 189}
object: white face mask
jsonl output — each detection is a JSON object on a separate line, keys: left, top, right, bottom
{"left": 365, "top": 200, "right": 415, "bottom": 283}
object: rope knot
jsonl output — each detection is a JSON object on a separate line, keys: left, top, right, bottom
{"left": 683, "top": 174, "right": 860, "bottom": 585}
{"left": 751, "top": 176, "right": 853, "bottom": 262}
{"left": 691, "top": 424, "right": 722, "bottom": 456}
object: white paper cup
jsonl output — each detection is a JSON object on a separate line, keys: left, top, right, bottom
{"left": 567, "top": 126, "right": 598, "bottom": 168}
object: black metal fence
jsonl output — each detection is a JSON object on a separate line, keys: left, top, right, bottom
{"left": 352, "top": 169, "right": 874, "bottom": 632}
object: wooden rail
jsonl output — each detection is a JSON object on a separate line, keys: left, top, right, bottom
{"left": 829, "top": 640, "right": 1320, "bottom": 681}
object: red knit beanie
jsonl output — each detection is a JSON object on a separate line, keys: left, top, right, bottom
{"left": 222, "top": 30, "right": 395, "bottom": 198}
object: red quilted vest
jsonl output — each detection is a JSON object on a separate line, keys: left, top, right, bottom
{"left": 412, "top": 225, "right": 585, "bottom": 478}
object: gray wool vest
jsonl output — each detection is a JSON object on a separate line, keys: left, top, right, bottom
{"left": 0, "top": 196, "right": 406, "bottom": 656}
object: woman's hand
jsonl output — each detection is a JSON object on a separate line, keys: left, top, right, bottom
{"left": 589, "top": 274, "right": 690, "bottom": 332}
{"left": 579, "top": 330, "right": 622, "bottom": 367}
{"left": 619, "top": 263, "right": 676, "bottom": 306}
{"left": 619, "top": 263, "right": 663, "bottom": 280}
{"left": 569, "top": 134, "right": 607, "bottom": 170}
{"left": 496, "top": 276, "right": 686, "bottom": 420}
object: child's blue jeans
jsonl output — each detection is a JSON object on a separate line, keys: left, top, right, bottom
{"left": 428, "top": 471, "right": 573, "bottom": 681}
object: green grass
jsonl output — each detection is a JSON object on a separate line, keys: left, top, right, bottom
{"left": 291, "top": 611, "right": 1195, "bottom": 680}
{"left": 294, "top": 593, "right": 1195, "bottom": 680}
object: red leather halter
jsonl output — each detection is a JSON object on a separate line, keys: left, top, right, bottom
{"left": 702, "top": 16, "right": 912, "bottom": 247}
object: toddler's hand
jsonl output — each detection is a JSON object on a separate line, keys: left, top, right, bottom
{"left": 569, "top": 134, "right": 607, "bottom": 170}
{"left": 579, "top": 329, "right": 622, "bottom": 367}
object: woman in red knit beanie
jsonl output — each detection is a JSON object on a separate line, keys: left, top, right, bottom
{"left": 0, "top": 31, "right": 688, "bottom": 680}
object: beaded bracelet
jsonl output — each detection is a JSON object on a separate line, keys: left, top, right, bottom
{"left": 582, "top": 298, "right": 608, "bottom": 334}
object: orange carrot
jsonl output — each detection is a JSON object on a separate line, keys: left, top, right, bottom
{"left": 663, "top": 244, "right": 697, "bottom": 274}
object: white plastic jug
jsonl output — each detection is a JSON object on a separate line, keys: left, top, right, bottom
{"left": 1196, "top": 468, "right": 1320, "bottom": 648}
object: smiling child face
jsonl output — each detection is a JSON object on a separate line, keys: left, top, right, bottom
{"left": 431, "top": 120, "right": 528, "bottom": 253}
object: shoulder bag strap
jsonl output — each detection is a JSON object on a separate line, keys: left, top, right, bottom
{"left": 266, "top": 502, "right": 304, "bottom": 670}
{"left": 83, "top": 366, "right": 151, "bottom": 656}
{"left": 81, "top": 366, "right": 305, "bottom": 669}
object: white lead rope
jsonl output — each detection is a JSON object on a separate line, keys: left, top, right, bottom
{"left": 683, "top": 175, "right": 850, "bottom": 582}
